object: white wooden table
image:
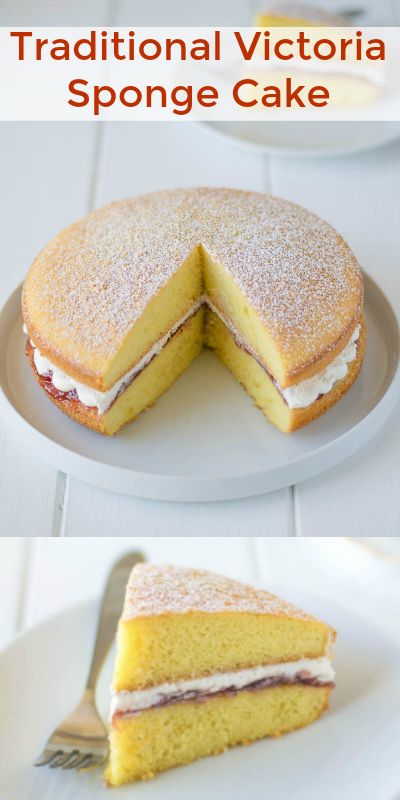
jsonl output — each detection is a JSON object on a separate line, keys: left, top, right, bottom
{"left": 1, "top": 0, "right": 400, "bottom": 537}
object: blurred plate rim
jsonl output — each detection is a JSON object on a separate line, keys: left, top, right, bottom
{"left": 197, "top": 120, "right": 400, "bottom": 158}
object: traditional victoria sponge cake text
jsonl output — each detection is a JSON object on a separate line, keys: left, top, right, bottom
{"left": 22, "top": 188, "right": 365, "bottom": 434}
{"left": 105, "top": 564, "right": 336, "bottom": 786}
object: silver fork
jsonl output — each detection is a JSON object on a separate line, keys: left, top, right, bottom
{"left": 34, "top": 551, "right": 145, "bottom": 772}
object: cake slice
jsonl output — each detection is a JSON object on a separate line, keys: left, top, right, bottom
{"left": 105, "top": 564, "right": 335, "bottom": 787}
{"left": 253, "top": 5, "right": 383, "bottom": 109}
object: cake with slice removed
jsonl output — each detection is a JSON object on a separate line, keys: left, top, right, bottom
{"left": 105, "top": 564, "right": 336, "bottom": 787}
{"left": 22, "top": 188, "right": 365, "bottom": 435}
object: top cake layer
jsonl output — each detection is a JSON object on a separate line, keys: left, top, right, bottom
{"left": 122, "top": 563, "right": 315, "bottom": 621}
{"left": 114, "top": 565, "right": 335, "bottom": 690}
{"left": 22, "top": 189, "right": 362, "bottom": 390}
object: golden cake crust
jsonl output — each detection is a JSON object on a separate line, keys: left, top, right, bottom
{"left": 121, "top": 564, "right": 333, "bottom": 629}
{"left": 289, "top": 317, "right": 366, "bottom": 431}
{"left": 22, "top": 189, "right": 363, "bottom": 391}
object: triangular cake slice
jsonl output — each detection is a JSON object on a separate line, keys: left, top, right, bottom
{"left": 105, "top": 564, "right": 335, "bottom": 787}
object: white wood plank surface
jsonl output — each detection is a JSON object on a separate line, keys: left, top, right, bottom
{"left": 60, "top": 481, "right": 294, "bottom": 537}
{"left": 0, "top": 0, "right": 111, "bottom": 539}
{"left": 96, "top": 121, "right": 268, "bottom": 198}
{"left": 294, "top": 418, "right": 400, "bottom": 536}
{"left": 0, "top": 538, "right": 28, "bottom": 645}
{"left": 0, "top": 0, "right": 112, "bottom": 26}
{"left": 0, "top": 123, "right": 98, "bottom": 537}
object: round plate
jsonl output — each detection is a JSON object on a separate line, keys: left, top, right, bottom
{"left": 199, "top": 121, "right": 400, "bottom": 158}
{"left": 1, "top": 589, "right": 399, "bottom": 799}
{"left": 0, "top": 274, "right": 399, "bottom": 502}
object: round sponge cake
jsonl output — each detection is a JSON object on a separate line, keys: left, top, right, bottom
{"left": 22, "top": 189, "right": 364, "bottom": 434}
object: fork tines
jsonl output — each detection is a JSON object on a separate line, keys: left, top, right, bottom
{"left": 35, "top": 748, "right": 106, "bottom": 771}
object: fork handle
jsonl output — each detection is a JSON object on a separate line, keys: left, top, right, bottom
{"left": 85, "top": 551, "right": 145, "bottom": 692}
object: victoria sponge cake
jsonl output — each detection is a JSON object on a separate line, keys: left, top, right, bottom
{"left": 105, "top": 564, "right": 336, "bottom": 786}
{"left": 22, "top": 188, "right": 365, "bottom": 434}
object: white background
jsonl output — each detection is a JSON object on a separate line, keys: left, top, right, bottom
{"left": 1, "top": 0, "right": 400, "bottom": 536}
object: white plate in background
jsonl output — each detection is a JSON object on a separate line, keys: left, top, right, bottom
{"left": 0, "top": 586, "right": 399, "bottom": 800}
{"left": 349, "top": 537, "right": 400, "bottom": 560}
{"left": 200, "top": 121, "right": 400, "bottom": 158}
{"left": 0, "top": 274, "right": 399, "bottom": 501}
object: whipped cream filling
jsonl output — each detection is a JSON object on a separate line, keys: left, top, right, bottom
{"left": 111, "top": 656, "right": 335, "bottom": 717}
{"left": 282, "top": 325, "right": 360, "bottom": 409}
{"left": 25, "top": 304, "right": 360, "bottom": 415}
{"left": 25, "top": 299, "right": 204, "bottom": 414}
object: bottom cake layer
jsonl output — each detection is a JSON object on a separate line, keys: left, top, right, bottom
{"left": 205, "top": 311, "right": 366, "bottom": 433}
{"left": 105, "top": 683, "right": 331, "bottom": 786}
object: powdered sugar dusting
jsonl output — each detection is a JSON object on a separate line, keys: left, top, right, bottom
{"left": 23, "top": 189, "right": 362, "bottom": 376}
{"left": 122, "top": 564, "right": 316, "bottom": 621}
